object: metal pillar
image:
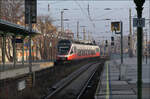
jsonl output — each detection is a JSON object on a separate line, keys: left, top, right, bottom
{"left": 121, "top": 22, "right": 123, "bottom": 64}
{"left": 36, "top": 43, "right": 38, "bottom": 61}
{"left": 137, "top": 21, "right": 143, "bottom": 99}
{"left": 2, "top": 35, "right": 6, "bottom": 70}
{"left": 134, "top": 0, "right": 145, "bottom": 99}
{"left": 51, "top": 41, "right": 53, "bottom": 61}
{"left": 13, "top": 36, "right": 16, "bottom": 68}
{"left": 22, "top": 38, "right": 24, "bottom": 66}
{"left": 29, "top": 35, "right": 32, "bottom": 72}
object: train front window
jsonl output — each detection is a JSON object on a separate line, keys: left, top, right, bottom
{"left": 58, "top": 46, "right": 70, "bottom": 55}
{"left": 57, "top": 40, "right": 71, "bottom": 55}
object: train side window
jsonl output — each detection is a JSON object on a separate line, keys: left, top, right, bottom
{"left": 88, "top": 49, "right": 90, "bottom": 55}
{"left": 74, "top": 47, "right": 77, "bottom": 53}
{"left": 79, "top": 50, "right": 81, "bottom": 56}
{"left": 86, "top": 50, "right": 88, "bottom": 55}
{"left": 89, "top": 50, "right": 91, "bottom": 55}
{"left": 78, "top": 49, "right": 81, "bottom": 56}
{"left": 83, "top": 50, "right": 84, "bottom": 56}
{"left": 96, "top": 48, "right": 99, "bottom": 52}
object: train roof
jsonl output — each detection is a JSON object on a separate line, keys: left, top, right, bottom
{"left": 58, "top": 39, "right": 97, "bottom": 46}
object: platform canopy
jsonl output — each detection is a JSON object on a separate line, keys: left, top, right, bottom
{"left": 0, "top": 19, "right": 41, "bottom": 36}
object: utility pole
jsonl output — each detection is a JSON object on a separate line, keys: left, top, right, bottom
{"left": 134, "top": 0, "right": 145, "bottom": 99}
{"left": 77, "top": 21, "right": 79, "bottom": 40}
{"left": 61, "top": 11, "right": 64, "bottom": 33}
{"left": 88, "top": 30, "right": 90, "bottom": 41}
{"left": 90, "top": 32, "right": 93, "bottom": 41}
{"left": 83, "top": 27, "right": 86, "bottom": 40}
{"left": 60, "top": 9, "right": 68, "bottom": 34}
{"left": 129, "top": 8, "right": 133, "bottom": 57}
{"left": 67, "top": 23, "right": 69, "bottom": 29}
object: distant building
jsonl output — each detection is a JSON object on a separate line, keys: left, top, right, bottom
{"left": 57, "top": 29, "right": 74, "bottom": 40}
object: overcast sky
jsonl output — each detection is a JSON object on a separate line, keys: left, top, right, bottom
{"left": 37, "top": 0, "right": 150, "bottom": 41}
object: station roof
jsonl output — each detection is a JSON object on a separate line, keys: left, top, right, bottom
{"left": 0, "top": 19, "right": 41, "bottom": 36}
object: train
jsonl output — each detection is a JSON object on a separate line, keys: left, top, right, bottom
{"left": 55, "top": 39, "right": 100, "bottom": 64}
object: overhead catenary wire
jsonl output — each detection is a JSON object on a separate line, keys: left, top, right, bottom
{"left": 74, "top": 0, "right": 95, "bottom": 28}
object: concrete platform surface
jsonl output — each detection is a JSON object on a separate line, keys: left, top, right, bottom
{"left": 95, "top": 57, "right": 150, "bottom": 99}
{"left": 0, "top": 62, "right": 54, "bottom": 80}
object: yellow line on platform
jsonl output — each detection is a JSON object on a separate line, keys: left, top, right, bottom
{"left": 106, "top": 62, "right": 110, "bottom": 99}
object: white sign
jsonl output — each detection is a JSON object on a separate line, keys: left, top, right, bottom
{"left": 133, "top": 18, "right": 145, "bottom": 27}
{"left": 18, "top": 80, "right": 26, "bottom": 91}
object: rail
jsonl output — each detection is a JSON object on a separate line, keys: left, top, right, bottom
{"left": 77, "top": 66, "right": 98, "bottom": 99}
{"left": 43, "top": 62, "right": 96, "bottom": 99}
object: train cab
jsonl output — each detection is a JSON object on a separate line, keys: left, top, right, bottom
{"left": 57, "top": 39, "right": 72, "bottom": 61}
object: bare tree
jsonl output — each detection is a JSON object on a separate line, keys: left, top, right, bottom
{"left": 0, "top": 0, "right": 24, "bottom": 23}
{"left": 35, "top": 15, "right": 57, "bottom": 60}
{"left": 0, "top": 0, "right": 24, "bottom": 62}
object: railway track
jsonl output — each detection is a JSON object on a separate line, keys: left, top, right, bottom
{"left": 43, "top": 61, "right": 103, "bottom": 99}
{"left": 77, "top": 61, "right": 104, "bottom": 99}
{"left": 76, "top": 67, "right": 97, "bottom": 99}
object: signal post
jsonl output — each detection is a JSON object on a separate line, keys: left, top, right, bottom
{"left": 111, "top": 21, "right": 124, "bottom": 80}
{"left": 25, "top": 0, "right": 37, "bottom": 88}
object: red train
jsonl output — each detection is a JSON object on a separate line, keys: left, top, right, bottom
{"left": 56, "top": 39, "right": 100, "bottom": 63}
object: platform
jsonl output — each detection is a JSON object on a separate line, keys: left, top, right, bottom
{"left": 95, "top": 57, "right": 150, "bottom": 99}
{"left": 0, "top": 62, "right": 54, "bottom": 80}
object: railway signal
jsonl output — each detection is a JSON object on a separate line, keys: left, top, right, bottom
{"left": 25, "top": 0, "right": 37, "bottom": 24}
{"left": 111, "top": 21, "right": 121, "bottom": 34}
{"left": 111, "top": 21, "right": 124, "bottom": 80}
{"left": 111, "top": 36, "right": 114, "bottom": 46}
{"left": 105, "top": 40, "right": 108, "bottom": 47}
{"left": 128, "top": 36, "right": 130, "bottom": 46}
